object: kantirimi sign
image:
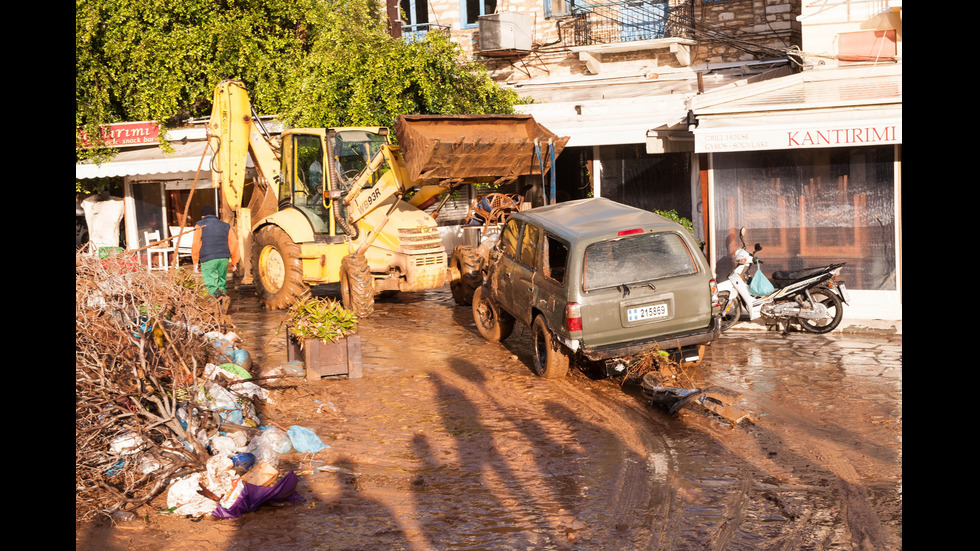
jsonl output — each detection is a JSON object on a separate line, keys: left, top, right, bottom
{"left": 696, "top": 121, "right": 901, "bottom": 153}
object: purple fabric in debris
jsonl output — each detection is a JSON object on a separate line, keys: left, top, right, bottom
{"left": 212, "top": 471, "right": 304, "bottom": 519}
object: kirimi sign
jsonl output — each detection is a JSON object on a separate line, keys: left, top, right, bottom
{"left": 77, "top": 121, "right": 161, "bottom": 148}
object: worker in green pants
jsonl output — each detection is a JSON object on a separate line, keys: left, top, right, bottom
{"left": 192, "top": 205, "right": 240, "bottom": 300}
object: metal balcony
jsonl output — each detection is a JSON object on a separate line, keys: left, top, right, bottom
{"left": 561, "top": 1, "right": 694, "bottom": 47}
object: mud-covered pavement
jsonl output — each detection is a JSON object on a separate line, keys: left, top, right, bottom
{"left": 77, "top": 285, "right": 902, "bottom": 551}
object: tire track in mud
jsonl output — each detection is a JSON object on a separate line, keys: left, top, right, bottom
{"left": 543, "top": 376, "right": 676, "bottom": 549}
{"left": 722, "top": 394, "right": 901, "bottom": 551}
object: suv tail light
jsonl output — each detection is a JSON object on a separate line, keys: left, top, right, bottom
{"left": 710, "top": 278, "right": 719, "bottom": 307}
{"left": 565, "top": 302, "right": 583, "bottom": 332}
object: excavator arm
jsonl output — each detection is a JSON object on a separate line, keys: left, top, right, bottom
{"left": 208, "top": 79, "right": 283, "bottom": 283}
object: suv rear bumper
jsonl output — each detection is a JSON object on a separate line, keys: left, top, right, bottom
{"left": 579, "top": 316, "right": 722, "bottom": 362}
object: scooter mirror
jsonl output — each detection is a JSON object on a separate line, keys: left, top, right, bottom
{"left": 754, "top": 243, "right": 762, "bottom": 252}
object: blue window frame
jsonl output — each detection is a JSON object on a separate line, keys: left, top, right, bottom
{"left": 462, "top": 0, "right": 497, "bottom": 28}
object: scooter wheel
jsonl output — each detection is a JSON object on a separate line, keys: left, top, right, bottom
{"left": 798, "top": 286, "right": 843, "bottom": 333}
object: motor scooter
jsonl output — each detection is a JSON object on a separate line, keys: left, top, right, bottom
{"left": 716, "top": 228, "right": 849, "bottom": 333}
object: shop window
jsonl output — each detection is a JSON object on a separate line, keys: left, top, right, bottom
{"left": 712, "top": 146, "right": 898, "bottom": 291}
{"left": 598, "top": 145, "right": 693, "bottom": 220}
{"left": 132, "top": 182, "right": 165, "bottom": 246}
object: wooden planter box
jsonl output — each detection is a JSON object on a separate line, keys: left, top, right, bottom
{"left": 286, "top": 328, "right": 363, "bottom": 380}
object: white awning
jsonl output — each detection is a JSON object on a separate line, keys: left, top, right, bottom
{"left": 75, "top": 140, "right": 212, "bottom": 179}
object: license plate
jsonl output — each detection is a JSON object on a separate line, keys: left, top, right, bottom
{"left": 627, "top": 303, "right": 668, "bottom": 322}
{"left": 839, "top": 284, "right": 850, "bottom": 303}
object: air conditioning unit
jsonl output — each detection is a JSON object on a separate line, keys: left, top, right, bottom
{"left": 478, "top": 12, "right": 532, "bottom": 54}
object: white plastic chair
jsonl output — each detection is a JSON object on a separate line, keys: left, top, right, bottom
{"left": 143, "top": 230, "right": 173, "bottom": 271}
{"left": 169, "top": 226, "right": 195, "bottom": 265}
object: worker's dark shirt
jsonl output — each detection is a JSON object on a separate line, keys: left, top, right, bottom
{"left": 192, "top": 215, "right": 239, "bottom": 264}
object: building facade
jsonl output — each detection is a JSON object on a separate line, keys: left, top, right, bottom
{"left": 395, "top": 0, "right": 902, "bottom": 321}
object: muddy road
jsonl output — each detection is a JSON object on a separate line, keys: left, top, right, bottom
{"left": 77, "top": 286, "right": 902, "bottom": 551}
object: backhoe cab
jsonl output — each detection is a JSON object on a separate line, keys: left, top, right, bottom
{"left": 207, "top": 79, "right": 566, "bottom": 317}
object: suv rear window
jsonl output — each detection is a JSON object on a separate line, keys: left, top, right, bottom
{"left": 583, "top": 232, "right": 698, "bottom": 291}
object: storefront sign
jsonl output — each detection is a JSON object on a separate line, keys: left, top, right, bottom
{"left": 696, "top": 121, "right": 901, "bottom": 153}
{"left": 77, "top": 121, "right": 161, "bottom": 148}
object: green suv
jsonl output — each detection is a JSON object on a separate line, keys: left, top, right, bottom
{"left": 464, "top": 197, "right": 721, "bottom": 378}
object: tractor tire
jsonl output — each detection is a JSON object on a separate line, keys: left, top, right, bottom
{"left": 341, "top": 254, "right": 375, "bottom": 318}
{"left": 251, "top": 225, "right": 306, "bottom": 310}
{"left": 450, "top": 245, "right": 484, "bottom": 306}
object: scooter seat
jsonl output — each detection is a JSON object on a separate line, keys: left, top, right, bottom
{"left": 770, "top": 263, "right": 844, "bottom": 285}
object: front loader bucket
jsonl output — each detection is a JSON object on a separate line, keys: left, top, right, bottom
{"left": 394, "top": 114, "right": 569, "bottom": 186}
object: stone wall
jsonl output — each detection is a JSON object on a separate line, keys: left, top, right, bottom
{"left": 418, "top": 0, "right": 799, "bottom": 81}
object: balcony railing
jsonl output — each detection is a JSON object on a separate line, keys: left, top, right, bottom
{"left": 401, "top": 23, "right": 452, "bottom": 43}
{"left": 562, "top": 1, "right": 694, "bottom": 47}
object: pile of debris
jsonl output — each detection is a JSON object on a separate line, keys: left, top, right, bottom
{"left": 75, "top": 251, "right": 320, "bottom": 522}
{"left": 617, "top": 348, "right": 753, "bottom": 427}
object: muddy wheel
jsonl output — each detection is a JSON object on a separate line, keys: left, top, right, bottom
{"left": 251, "top": 225, "right": 307, "bottom": 310}
{"left": 531, "top": 315, "right": 569, "bottom": 379}
{"left": 340, "top": 254, "right": 375, "bottom": 318}
{"left": 450, "top": 245, "right": 484, "bottom": 306}
{"left": 719, "top": 291, "right": 742, "bottom": 331}
{"left": 799, "top": 286, "right": 843, "bottom": 334}
{"left": 472, "top": 286, "right": 514, "bottom": 342}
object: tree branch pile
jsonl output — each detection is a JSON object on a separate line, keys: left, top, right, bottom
{"left": 75, "top": 251, "right": 237, "bottom": 522}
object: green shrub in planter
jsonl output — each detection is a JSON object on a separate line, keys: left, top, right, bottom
{"left": 286, "top": 297, "right": 358, "bottom": 348}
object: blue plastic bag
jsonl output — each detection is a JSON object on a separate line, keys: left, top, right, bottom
{"left": 287, "top": 425, "right": 330, "bottom": 453}
{"left": 749, "top": 269, "right": 775, "bottom": 297}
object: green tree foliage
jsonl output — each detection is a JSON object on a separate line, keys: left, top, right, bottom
{"left": 76, "top": 0, "right": 522, "bottom": 147}
{"left": 76, "top": 0, "right": 320, "bottom": 134}
{"left": 280, "top": 0, "right": 522, "bottom": 128}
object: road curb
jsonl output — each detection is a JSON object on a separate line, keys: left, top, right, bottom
{"left": 727, "top": 318, "right": 902, "bottom": 336}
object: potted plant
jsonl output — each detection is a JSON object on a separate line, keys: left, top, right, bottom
{"left": 285, "top": 296, "right": 362, "bottom": 379}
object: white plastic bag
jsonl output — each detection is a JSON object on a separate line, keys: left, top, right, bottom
{"left": 167, "top": 474, "right": 216, "bottom": 517}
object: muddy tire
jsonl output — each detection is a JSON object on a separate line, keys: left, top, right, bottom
{"left": 251, "top": 225, "right": 307, "bottom": 310}
{"left": 719, "top": 291, "right": 742, "bottom": 331}
{"left": 472, "top": 286, "right": 514, "bottom": 342}
{"left": 340, "top": 254, "right": 375, "bottom": 318}
{"left": 450, "top": 245, "right": 484, "bottom": 306}
{"left": 531, "top": 315, "right": 570, "bottom": 379}
{"left": 799, "top": 286, "right": 843, "bottom": 334}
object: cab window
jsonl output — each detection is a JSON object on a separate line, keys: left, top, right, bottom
{"left": 332, "top": 131, "right": 388, "bottom": 189}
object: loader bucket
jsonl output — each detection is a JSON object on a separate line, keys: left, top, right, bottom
{"left": 394, "top": 114, "right": 569, "bottom": 186}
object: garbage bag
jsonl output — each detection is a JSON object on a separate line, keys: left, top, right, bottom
{"left": 287, "top": 425, "right": 330, "bottom": 454}
{"left": 212, "top": 471, "right": 304, "bottom": 519}
{"left": 749, "top": 269, "right": 775, "bottom": 297}
{"left": 252, "top": 426, "right": 292, "bottom": 454}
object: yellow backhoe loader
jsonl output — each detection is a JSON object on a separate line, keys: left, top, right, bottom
{"left": 208, "top": 79, "right": 566, "bottom": 316}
